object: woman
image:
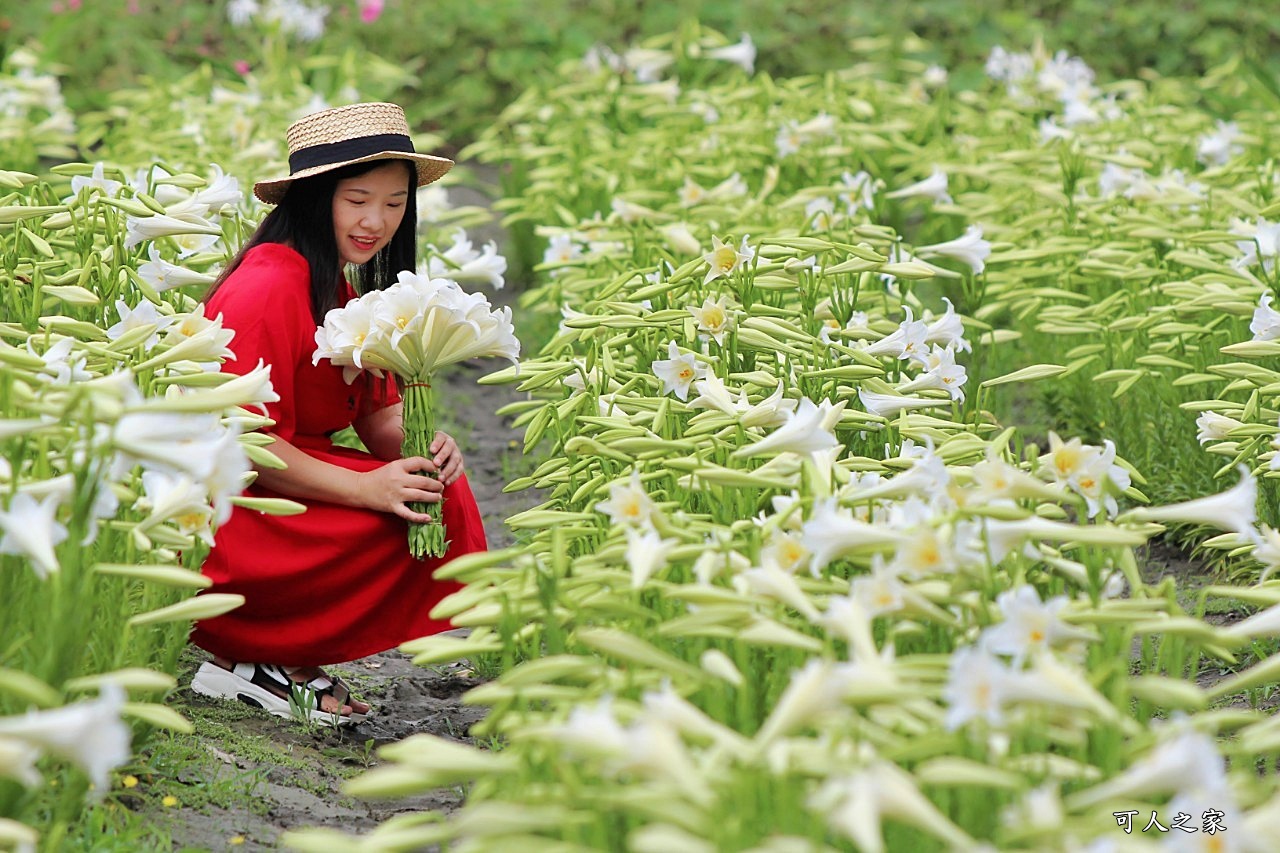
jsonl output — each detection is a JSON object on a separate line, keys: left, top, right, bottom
{"left": 189, "top": 103, "right": 487, "bottom": 725}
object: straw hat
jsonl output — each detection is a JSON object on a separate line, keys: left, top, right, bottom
{"left": 252, "top": 102, "right": 453, "bottom": 204}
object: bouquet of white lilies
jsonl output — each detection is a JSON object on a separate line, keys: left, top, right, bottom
{"left": 314, "top": 270, "right": 520, "bottom": 557}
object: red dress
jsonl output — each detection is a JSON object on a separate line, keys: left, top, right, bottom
{"left": 190, "top": 243, "right": 485, "bottom": 667}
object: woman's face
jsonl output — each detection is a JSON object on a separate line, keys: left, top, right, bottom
{"left": 331, "top": 161, "right": 411, "bottom": 267}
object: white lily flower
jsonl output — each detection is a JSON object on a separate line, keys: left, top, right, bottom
{"left": 651, "top": 340, "right": 707, "bottom": 401}
{"left": 1196, "top": 411, "right": 1244, "bottom": 445}
{"left": 915, "top": 226, "right": 992, "bottom": 274}
{"left": 610, "top": 196, "right": 660, "bottom": 224}
{"left": 760, "top": 528, "right": 810, "bottom": 575}
{"left": 739, "top": 382, "right": 798, "bottom": 429}
{"left": 68, "top": 162, "right": 122, "bottom": 199}
{"left": 1070, "top": 440, "right": 1127, "bottom": 519}
{"left": 582, "top": 44, "right": 625, "bottom": 75}
{"left": 943, "top": 645, "right": 1014, "bottom": 730}
{"left": 677, "top": 178, "right": 706, "bottom": 207}
{"left": 190, "top": 163, "right": 242, "bottom": 214}
{"left": 625, "top": 524, "right": 677, "bottom": 588}
{"left": 1004, "top": 652, "right": 1117, "bottom": 721}
{"left": 841, "top": 451, "right": 951, "bottom": 508}
{"left": 112, "top": 410, "right": 227, "bottom": 480}
{"left": 885, "top": 167, "right": 951, "bottom": 204}
{"left": 774, "top": 122, "right": 803, "bottom": 158}
{"left": 732, "top": 397, "right": 842, "bottom": 458}
{"left": 622, "top": 47, "right": 673, "bottom": 83}
{"left": 123, "top": 212, "right": 221, "bottom": 250}
{"left": 889, "top": 524, "right": 955, "bottom": 577}
{"left": 226, "top": 0, "right": 260, "bottom": 25}
{"left": 1071, "top": 728, "right": 1226, "bottom": 808}
{"left": 983, "top": 586, "right": 1088, "bottom": 663}
{"left": 135, "top": 471, "right": 215, "bottom": 546}
{"left": 851, "top": 557, "right": 906, "bottom": 616}
{"left": 1098, "top": 161, "right": 1143, "bottom": 198}
{"left": 106, "top": 298, "right": 175, "bottom": 351}
{"left": 169, "top": 230, "right": 219, "bottom": 259}
{"left": 637, "top": 676, "right": 732, "bottom": 742}
{"left": 201, "top": 426, "right": 250, "bottom": 526}
{"left": 136, "top": 244, "right": 217, "bottom": 293}
{"left": 690, "top": 544, "right": 749, "bottom": 586}
{"left": 1040, "top": 431, "right": 1097, "bottom": 484}
{"left": 1197, "top": 119, "right": 1243, "bottom": 166}
{"left": 1251, "top": 291, "right": 1280, "bottom": 341}
{"left": 1252, "top": 526, "right": 1280, "bottom": 582}
{"left": 813, "top": 760, "right": 973, "bottom": 853}
{"left": 708, "top": 172, "right": 748, "bottom": 200}
{"left": 416, "top": 184, "right": 450, "bottom": 224}
{"left": 838, "top": 170, "right": 878, "bottom": 215}
{"left": 753, "top": 659, "right": 841, "bottom": 745}
{"left": 801, "top": 499, "right": 909, "bottom": 574}
{"left": 662, "top": 223, "right": 702, "bottom": 255}
{"left": 858, "top": 388, "right": 949, "bottom": 419}
{"left": 896, "top": 345, "right": 967, "bottom": 401}
{"left": 427, "top": 230, "right": 507, "bottom": 289}
{"left": 1233, "top": 217, "right": 1280, "bottom": 273}
{"left": 158, "top": 304, "right": 236, "bottom": 365}
{"left": 1122, "top": 465, "right": 1257, "bottom": 537}
{"left": 0, "top": 492, "right": 68, "bottom": 579}
{"left": 702, "top": 235, "right": 754, "bottom": 283}
{"left": 736, "top": 564, "right": 820, "bottom": 620}
{"left": 1038, "top": 117, "right": 1072, "bottom": 143}
{"left": 543, "top": 233, "right": 583, "bottom": 266}
{"left": 922, "top": 298, "right": 970, "bottom": 352}
{"left": 967, "top": 453, "right": 1064, "bottom": 504}
{"left": 29, "top": 338, "right": 92, "bottom": 386}
{"left": 706, "top": 33, "right": 755, "bottom": 74}
{"left": 0, "top": 683, "right": 130, "bottom": 795}
{"left": 596, "top": 469, "right": 656, "bottom": 527}
{"left": 687, "top": 295, "right": 734, "bottom": 345}
{"left": 861, "top": 306, "right": 931, "bottom": 361}
{"left": 1060, "top": 94, "right": 1099, "bottom": 127}
{"left": 795, "top": 111, "right": 837, "bottom": 137}
{"left": 687, "top": 372, "right": 741, "bottom": 417}
{"left": 541, "top": 696, "right": 629, "bottom": 759}
{"left": 805, "top": 196, "right": 836, "bottom": 222}
{"left": 985, "top": 45, "right": 1031, "bottom": 82}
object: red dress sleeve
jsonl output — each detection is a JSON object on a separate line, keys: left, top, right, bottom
{"left": 204, "top": 243, "right": 314, "bottom": 444}
{"left": 335, "top": 279, "right": 402, "bottom": 419}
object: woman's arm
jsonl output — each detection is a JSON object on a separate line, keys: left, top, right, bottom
{"left": 353, "top": 402, "right": 405, "bottom": 461}
{"left": 255, "top": 434, "right": 443, "bottom": 523}
{"left": 353, "top": 403, "right": 467, "bottom": 485}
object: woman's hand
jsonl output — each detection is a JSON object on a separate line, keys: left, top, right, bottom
{"left": 353, "top": 457, "right": 444, "bottom": 523}
{"left": 430, "top": 431, "right": 465, "bottom": 485}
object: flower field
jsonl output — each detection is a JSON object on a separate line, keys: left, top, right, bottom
{"left": 5, "top": 3, "right": 1280, "bottom": 852}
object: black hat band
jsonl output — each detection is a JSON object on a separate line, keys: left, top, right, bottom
{"left": 288, "top": 133, "right": 415, "bottom": 174}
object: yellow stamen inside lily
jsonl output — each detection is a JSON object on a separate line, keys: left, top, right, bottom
{"left": 713, "top": 246, "right": 738, "bottom": 272}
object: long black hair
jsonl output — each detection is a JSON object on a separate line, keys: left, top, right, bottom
{"left": 206, "top": 159, "right": 418, "bottom": 323}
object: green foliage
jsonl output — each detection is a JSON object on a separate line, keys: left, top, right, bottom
{"left": 4, "top": 0, "right": 1278, "bottom": 149}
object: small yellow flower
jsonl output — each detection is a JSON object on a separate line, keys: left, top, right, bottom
{"left": 162, "top": 795, "right": 179, "bottom": 808}
{"left": 122, "top": 775, "right": 138, "bottom": 789}
{"left": 229, "top": 836, "right": 246, "bottom": 846}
